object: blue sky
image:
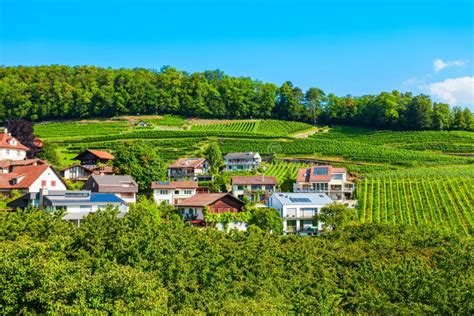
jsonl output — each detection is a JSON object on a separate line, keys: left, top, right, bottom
{"left": 1, "top": 0, "right": 473, "bottom": 108}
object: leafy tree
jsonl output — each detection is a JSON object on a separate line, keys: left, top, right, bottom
{"left": 205, "top": 142, "right": 223, "bottom": 174}
{"left": 280, "top": 170, "right": 295, "bottom": 192}
{"left": 248, "top": 207, "right": 283, "bottom": 234}
{"left": 432, "top": 103, "right": 450, "bottom": 130}
{"left": 36, "top": 141, "right": 61, "bottom": 167}
{"left": 305, "top": 87, "right": 326, "bottom": 124}
{"left": 112, "top": 141, "right": 166, "bottom": 191}
{"left": 5, "top": 118, "right": 38, "bottom": 157}
{"left": 210, "top": 174, "right": 227, "bottom": 192}
{"left": 313, "top": 203, "right": 354, "bottom": 231}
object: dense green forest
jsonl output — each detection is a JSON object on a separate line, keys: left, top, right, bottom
{"left": 1, "top": 201, "right": 473, "bottom": 314}
{"left": 0, "top": 65, "right": 472, "bottom": 131}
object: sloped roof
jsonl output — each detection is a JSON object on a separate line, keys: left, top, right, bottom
{"left": 169, "top": 158, "right": 207, "bottom": 169}
{"left": 296, "top": 165, "right": 348, "bottom": 183}
{"left": 89, "top": 174, "right": 138, "bottom": 193}
{"left": 177, "top": 193, "right": 243, "bottom": 207}
{"left": 0, "top": 159, "right": 45, "bottom": 170}
{"left": 224, "top": 152, "right": 260, "bottom": 159}
{"left": 151, "top": 181, "right": 198, "bottom": 189}
{"left": 0, "top": 132, "right": 30, "bottom": 151}
{"left": 0, "top": 164, "right": 50, "bottom": 189}
{"left": 74, "top": 149, "right": 115, "bottom": 161}
{"left": 270, "top": 192, "right": 333, "bottom": 205}
{"left": 231, "top": 175, "right": 277, "bottom": 185}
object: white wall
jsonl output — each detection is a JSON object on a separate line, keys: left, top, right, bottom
{"left": 29, "top": 167, "right": 67, "bottom": 193}
{"left": 63, "top": 166, "right": 90, "bottom": 179}
{"left": 0, "top": 148, "right": 27, "bottom": 160}
{"left": 115, "top": 193, "right": 136, "bottom": 204}
{"left": 153, "top": 188, "right": 196, "bottom": 205}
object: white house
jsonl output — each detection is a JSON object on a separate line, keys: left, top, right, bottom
{"left": 267, "top": 192, "right": 333, "bottom": 234}
{"left": 293, "top": 165, "right": 355, "bottom": 201}
{"left": 151, "top": 181, "right": 198, "bottom": 205}
{"left": 0, "top": 163, "right": 67, "bottom": 195}
{"left": 0, "top": 129, "right": 29, "bottom": 160}
{"left": 8, "top": 190, "right": 128, "bottom": 227}
{"left": 231, "top": 175, "right": 277, "bottom": 202}
{"left": 224, "top": 152, "right": 261, "bottom": 171}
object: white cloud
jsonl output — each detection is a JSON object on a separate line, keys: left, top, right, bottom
{"left": 433, "top": 58, "right": 467, "bottom": 72}
{"left": 426, "top": 76, "right": 474, "bottom": 107}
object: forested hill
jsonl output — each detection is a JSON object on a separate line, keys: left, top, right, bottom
{"left": 0, "top": 65, "right": 472, "bottom": 131}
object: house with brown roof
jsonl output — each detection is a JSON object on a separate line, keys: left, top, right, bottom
{"left": 167, "top": 158, "right": 209, "bottom": 180}
{"left": 224, "top": 152, "right": 261, "bottom": 171}
{"left": 0, "top": 163, "right": 67, "bottom": 195}
{"left": 73, "top": 149, "right": 115, "bottom": 168}
{"left": 84, "top": 174, "right": 138, "bottom": 204}
{"left": 177, "top": 193, "right": 245, "bottom": 223}
{"left": 60, "top": 164, "right": 115, "bottom": 181}
{"left": 0, "top": 128, "right": 29, "bottom": 161}
{"left": 0, "top": 159, "right": 45, "bottom": 174}
{"left": 293, "top": 165, "right": 354, "bottom": 201}
{"left": 231, "top": 175, "right": 277, "bottom": 202}
{"left": 151, "top": 181, "right": 198, "bottom": 205}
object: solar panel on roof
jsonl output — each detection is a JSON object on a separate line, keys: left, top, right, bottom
{"left": 289, "top": 197, "right": 311, "bottom": 203}
{"left": 314, "top": 167, "right": 328, "bottom": 175}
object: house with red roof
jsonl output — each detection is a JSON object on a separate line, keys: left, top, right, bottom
{"left": 0, "top": 163, "right": 67, "bottom": 195}
{"left": 177, "top": 193, "right": 245, "bottom": 223}
{"left": 0, "top": 128, "right": 29, "bottom": 161}
{"left": 167, "top": 158, "right": 209, "bottom": 181}
{"left": 73, "top": 149, "right": 115, "bottom": 168}
{"left": 231, "top": 175, "right": 277, "bottom": 202}
{"left": 293, "top": 165, "right": 355, "bottom": 201}
{"left": 151, "top": 181, "right": 198, "bottom": 205}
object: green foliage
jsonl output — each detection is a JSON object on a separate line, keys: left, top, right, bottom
{"left": 112, "top": 141, "right": 166, "bottom": 191}
{"left": 247, "top": 207, "right": 283, "bottom": 234}
{"left": 0, "top": 203, "right": 473, "bottom": 314}
{"left": 313, "top": 203, "right": 355, "bottom": 231}
{"left": 36, "top": 141, "right": 61, "bottom": 167}
{"left": 204, "top": 141, "right": 223, "bottom": 174}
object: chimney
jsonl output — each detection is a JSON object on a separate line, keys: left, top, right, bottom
{"left": 3, "top": 128, "right": 7, "bottom": 135}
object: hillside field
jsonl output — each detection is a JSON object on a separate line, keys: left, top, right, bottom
{"left": 34, "top": 116, "right": 474, "bottom": 234}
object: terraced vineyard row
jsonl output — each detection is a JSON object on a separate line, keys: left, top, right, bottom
{"left": 264, "top": 161, "right": 309, "bottom": 182}
{"left": 35, "top": 121, "right": 129, "bottom": 139}
{"left": 191, "top": 121, "right": 258, "bottom": 133}
{"left": 357, "top": 177, "right": 474, "bottom": 235}
{"left": 191, "top": 119, "right": 312, "bottom": 136}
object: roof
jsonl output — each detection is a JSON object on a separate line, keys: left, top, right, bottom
{"left": 224, "top": 152, "right": 260, "bottom": 159}
{"left": 0, "top": 132, "right": 30, "bottom": 151}
{"left": 270, "top": 192, "right": 333, "bottom": 205}
{"left": 0, "top": 159, "right": 45, "bottom": 170}
{"left": 169, "top": 158, "right": 207, "bottom": 169}
{"left": 296, "top": 165, "right": 347, "bottom": 183}
{"left": 88, "top": 174, "right": 138, "bottom": 193}
{"left": 0, "top": 164, "right": 51, "bottom": 189}
{"left": 44, "top": 191, "right": 126, "bottom": 205}
{"left": 74, "top": 149, "right": 115, "bottom": 161}
{"left": 177, "top": 193, "right": 244, "bottom": 207}
{"left": 151, "top": 181, "right": 198, "bottom": 189}
{"left": 231, "top": 175, "right": 277, "bottom": 185}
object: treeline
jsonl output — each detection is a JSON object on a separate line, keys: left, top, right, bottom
{"left": 1, "top": 202, "right": 472, "bottom": 314}
{"left": 0, "top": 65, "right": 472, "bottom": 131}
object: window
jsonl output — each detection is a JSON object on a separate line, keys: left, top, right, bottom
{"left": 237, "top": 185, "right": 244, "bottom": 190}
{"left": 159, "top": 190, "right": 168, "bottom": 195}
{"left": 41, "top": 180, "right": 47, "bottom": 187}
{"left": 17, "top": 150, "right": 20, "bottom": 156}
{"left": 286, "top": 208, "right": 297, "bottom": 217}
{"left": 174, "top": 190, "right": 180, "bottom": 194}
{"left": 184, "top": 190, "right": 192, "bottom": 195}
{"left": 6, "top": 149, "right": 9, "bottom": 155}
{"left": 332, "top": 173, "right": 343, "bottom": 180}
{"left": 51, "top": 180, "right": 56, "bottom": 187}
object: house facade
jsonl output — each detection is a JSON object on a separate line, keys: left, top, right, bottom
{"left": 293, "top": 165, "right": 355, "bottom": 201}
{"left": 73, "top": 149, "right": 115, "bottom": 168}
{"left": 231, "top": 175, "right": 277, "bottom": 202}
{"left": 267, "top": 192, "right": 333, "bottom": 234}
{"left": 60, "top": 164, "right": 114, "bottom": 181}
{"left": 151, "top": 181, "right": 198, "bottom": 205}
{"left": 224, "top": 152, "right": 261, "bottom": 171}
{"left": 84, "top": 174, "right": 138, "bottom": 204}
{"left": 0, "top": 163, "right": 67, "bottom": 195}
{"left": 177, "top": 193, "right": 245, "bottom": 222}
{"left": 8, "top": 190, "right": 128, "bottom": 227}
{"left": 168, "top": 158, "right": 209, "bottom": 180}
{"left": 0, "top": 129, "right": 29, "bottom": 160}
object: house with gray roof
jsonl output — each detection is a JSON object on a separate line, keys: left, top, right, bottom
{"left": 267, "top": 192, "right": 333, "bottom": 234}
{"left": 84, "top": 174, "right": 138, "bottom": 204}
{"left": 224, "top": 152, "right": 261, "bottom": 171}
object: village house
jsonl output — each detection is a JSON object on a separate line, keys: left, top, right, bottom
{"left": 0, "top": 163, "right": 67, "bottom": 196}
{"left": 60, "top": 164, "right": 115, "bottom": 181}
{"left": 0, "top": 128, "right": 29, "bottom": 160}
{"left": 177, "top": 193, "right": 245, "bottom": 223}
{"left": 0, "top": 158, "right": 45, "bottom": 174}
{"left": 84, "top": 174, "right": 138, "bottom": 204}
{"left": 224, "top": 152, "right": 261, "bottom": 171}
{"left": 231, "top": 175, "right": 277, "bottom": 202}
{"left": 73, "top": 149, "right": 115, "bottom": 168}
{"left": 293, "top": 165, "right": 355, "bottom": 201}
{"left": 151, "top": 181, "right": 198, "bottom": 205}
{"left": 267, "top": 192, "right": 333, "bottom": 234}
{"left": 8, "top": 190, "right": 128, "bottom": 227}
{"left": 168, "top": 158, "right": 209, "bottom": 180}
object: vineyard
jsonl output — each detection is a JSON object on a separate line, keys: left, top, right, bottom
{"left": 356, "top": 176, "right": 474, "bottom": 235}
{"left": 191, "top": 119, "right": 312, "bottom": 136}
